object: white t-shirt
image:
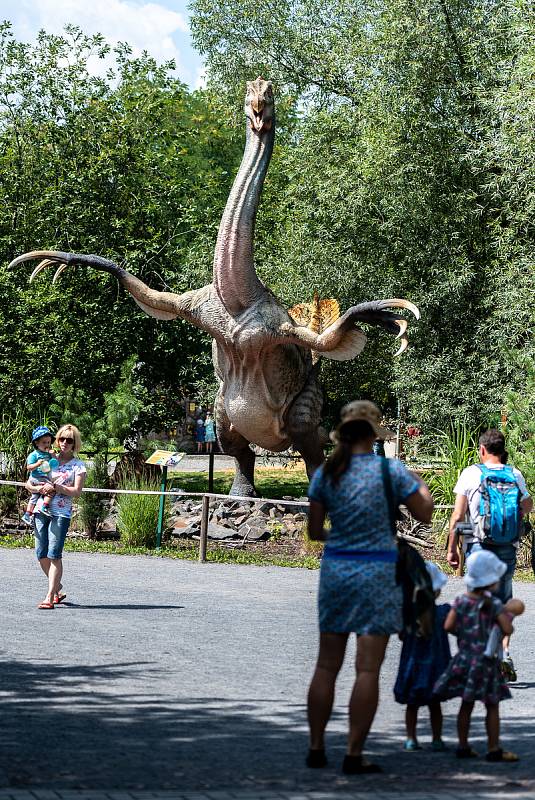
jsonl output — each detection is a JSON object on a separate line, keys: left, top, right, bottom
{"left": 35, "top": 458, "right": 87, "bottom": 519}
{"left": 454, "top": 461, "right": 529, "bottom": 546}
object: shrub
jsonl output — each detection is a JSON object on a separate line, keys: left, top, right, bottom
{"left": 116, "top": 478, "right": 168, "bottom": 548}
{"left": 0, "top": 485, "right": 18, "bottom": 518}
{"left": 77, "top": 455, "right": 109, "bottom": 539}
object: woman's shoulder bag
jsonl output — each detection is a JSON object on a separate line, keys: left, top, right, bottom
{"left": 380, "top": 457, "right": 435, "bottom": 638}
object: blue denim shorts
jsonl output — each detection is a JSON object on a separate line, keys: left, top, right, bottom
{"left": 466, "top": 541, "right": 516, "bottom": 603}
{"left": 34, "top": 513, "right": 70, "bottom": 560}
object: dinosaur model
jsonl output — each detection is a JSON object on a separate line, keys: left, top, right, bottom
{"left": 10, "top": 77, "right": 419, "bottom": 497}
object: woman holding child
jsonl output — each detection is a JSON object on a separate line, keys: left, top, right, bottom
{"left": 25, "top": 424, "right": 86, "bottom": 609}
{"left": 306, "top": 400, "right": 434, "bottom": 774}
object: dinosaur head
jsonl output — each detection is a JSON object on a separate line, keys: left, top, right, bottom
{"left": 245, "top": 77, "right": 274, "bottom": 133}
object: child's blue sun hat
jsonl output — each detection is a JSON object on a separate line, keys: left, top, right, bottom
{"left": 31, "top": 425, "right": 54, "bottom": 443}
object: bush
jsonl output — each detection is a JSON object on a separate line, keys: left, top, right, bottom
{"left": 0, "top": 485, "right": 18, "bottom": 518}
{"left": 77, "top": 455, "right": 109, "bottom": 539}
{"left": 116, "top": 478, "right": 168, "bottom": 548}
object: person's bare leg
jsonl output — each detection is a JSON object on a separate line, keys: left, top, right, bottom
{"left": 307, "top": 632, "right": 348, "bottom": 750}
{"left": 457, "top": 700, "right": 474, "bottom": 749}
{"left": 486, "top": 703, "right": 500, "bottom": 752}
{"left": 39, "top": 557, "right": 51, "bottom": 578}
{"left": 406, "top": 704, "right": 418, "bottom": 741}
{"left": 46, "top": 558, "right": 63, "bottom": 604}
{"left": 347, "top": 634, "right": 389, "bottom": 756}
{"left": 429, "top": 700, "right": 443, "bottom": 741}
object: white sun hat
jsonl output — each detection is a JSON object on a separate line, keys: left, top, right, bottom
{"left": 464, "top": 550, "right": 506, "bottom": 591}
{"left": 425, "top": 561, "right": 448, "bottom": 592}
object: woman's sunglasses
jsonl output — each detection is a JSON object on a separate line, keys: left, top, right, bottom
{"left": 59, "top": 436, "right": 74, "bottom": 444}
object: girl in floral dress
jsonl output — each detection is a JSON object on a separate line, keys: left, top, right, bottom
{"left": 434, "top": 550, "right": 517, "bottom": 762}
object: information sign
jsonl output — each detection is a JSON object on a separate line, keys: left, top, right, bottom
{"left": 145, "top": 450, "right": 185, "bottom": 467}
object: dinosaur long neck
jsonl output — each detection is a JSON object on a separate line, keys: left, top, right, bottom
{"left": 213, "top": 120, "right": 275, "bottom": 315}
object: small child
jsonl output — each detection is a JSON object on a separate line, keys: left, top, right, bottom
{"left": 22, "top": 426, "right": 59, "bottom": 524}
{"left": 394, "top": 561, "right": 451, "bottom": 751}
{"left": 433, "top": 550, "right": 517, "bottom": 762}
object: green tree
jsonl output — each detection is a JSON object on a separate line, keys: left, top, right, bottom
{"left": 0, "top": 23, "right": 241, "bottom": 428}
{"left": 191, "top": 0, "right": 534, "bottom": 427}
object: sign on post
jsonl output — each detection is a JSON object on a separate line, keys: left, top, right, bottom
{"left": 145, "top": 450, "right": 185, "bottom": 548}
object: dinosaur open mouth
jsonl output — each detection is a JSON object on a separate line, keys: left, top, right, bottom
{"left": 251, "top": 111, "right": 272, "bottom": 132}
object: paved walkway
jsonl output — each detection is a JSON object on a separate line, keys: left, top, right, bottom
{"left": 1, "top": 549, "right": 534, "bottom": 799}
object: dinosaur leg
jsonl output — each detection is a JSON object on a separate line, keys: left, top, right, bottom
{"left": 286, "top": 372, "right": 326, "bottom": 479}
{"left": 214, "top": 390, "right": 257, "bottom": 497}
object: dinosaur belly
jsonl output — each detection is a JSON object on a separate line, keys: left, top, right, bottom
{"left": 222, "top": 348, "right": 306, "bottom": 451}
{"left": 225, "top": 388, "right": 291, "bottom": 452}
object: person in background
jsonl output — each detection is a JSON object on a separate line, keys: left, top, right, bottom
{"left": 26, "top": 424, "right": 86, "bottom": 609}
{"left": 305, "top": 400, "right": 434, "bottom": 774}
{"left": 195, "top": 417, "right": 205, "bottom": 454}
{"left": 447, "top": 429, "right": 532, "bottom": 679}
{"left": 204, "top": 411, "right": 216, "bottom": 454}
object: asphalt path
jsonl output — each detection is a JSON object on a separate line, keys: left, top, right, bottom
{"left": 1, "top": 548, "right": 534, "bottom": 795}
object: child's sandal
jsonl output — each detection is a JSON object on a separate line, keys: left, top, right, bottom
{"left": 306, "top": 749, "right": 327, "bottom": 768}
{"left": 456, "top": 747, "right": 479, "bottom": 759}
{"left": 485, "top": 748, "right": 519, "bottom": 763}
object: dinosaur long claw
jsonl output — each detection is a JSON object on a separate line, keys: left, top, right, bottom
{"left": 379, "top": 299, "right": 420, "bottom": 320}
{"left": 394, "top": 335, "right": 409, "bottom": 356}
{"left": 52, "top": 263, "right": 69, "bottom": 283}
{"left": 30, "top": 259, "right": 58, "bottom": 282}
{"left": 395, "top": 319, "right": 408, "bottom": 339}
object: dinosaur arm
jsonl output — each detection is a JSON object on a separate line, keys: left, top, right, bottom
{"left": 278, "top": 298, "right": 420, "bottom": 359}
{"left": 277, "top": 321, "right": 367, "bottom": 361}
{"left": 8, "top": 250, "right": 219, "bottom": 336}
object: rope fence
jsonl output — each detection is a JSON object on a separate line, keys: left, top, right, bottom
{"left": 0, "top": 478, "right": 454, "bottom": 563}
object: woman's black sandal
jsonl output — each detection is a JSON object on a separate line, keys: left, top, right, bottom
{"left": 456, "top": 747, "right": 479, "bottom": 759}
{"left": 342, "top": 754, "right": 382, "bottom": 774}
{"left": 485, "top": 748, "right": 519, "bottom": 762}
{"left": 306, "top": 749, "right": 327, "bottom": 768}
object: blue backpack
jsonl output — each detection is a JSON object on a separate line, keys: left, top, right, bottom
{"left": 477, "top": 464, "right": 522, "bottom": 544}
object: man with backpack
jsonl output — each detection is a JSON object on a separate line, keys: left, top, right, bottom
{"left": 447, "top": 429, "right": 532, "bottom": 680}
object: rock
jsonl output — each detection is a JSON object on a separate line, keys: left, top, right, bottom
{"left": 240, "top": 520, "right": 270, "bottom": 541}
{"left": 180, "top": 521, "right": 201, "bottom": 538}
{"left": 207, "top": 523, "right": 241, "bottom": 540}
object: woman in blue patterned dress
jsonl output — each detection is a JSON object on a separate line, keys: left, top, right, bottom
{"left": 306, "top": 400, "right": 434, "bottom": 774}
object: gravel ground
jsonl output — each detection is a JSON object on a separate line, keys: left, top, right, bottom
{"left": 1, "top": 549, "right": 534, "bottom": 797}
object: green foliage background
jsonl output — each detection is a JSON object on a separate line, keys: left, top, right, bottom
{"left": 0, "top": 1, "right": 533, "bottom": 446}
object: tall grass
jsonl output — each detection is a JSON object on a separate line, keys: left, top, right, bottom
{"left": 116, "top": 478, "right": 169, "bottom": 548}
{"left": 422, "top": 422, "right": 480, "bottom": 508}
{"left": 0, "top": 409, "right": 54, "bottom": 519}
{"left": 0, "top": 409, "right": 55, "bottom": 480}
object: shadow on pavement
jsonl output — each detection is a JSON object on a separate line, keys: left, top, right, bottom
{"left": 1, "top": 658, "right": 534, "bottom": 794}
{"left": 60, "top": 604, "right": 186, "bottom": 611}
